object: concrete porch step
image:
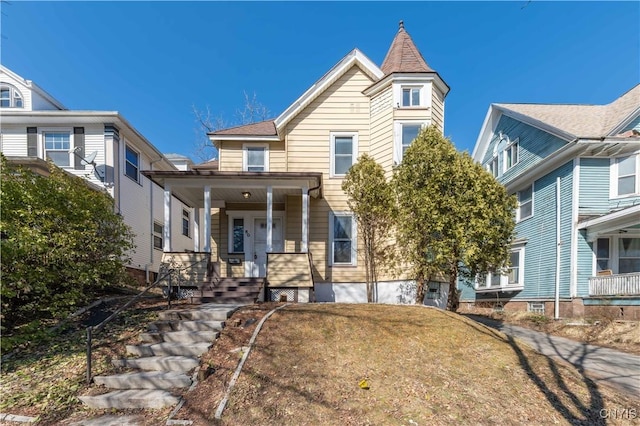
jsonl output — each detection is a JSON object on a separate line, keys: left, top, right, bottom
{"left": 126, "top": 342, "right": 212, "bottom": 357}
{"left": 79, "top": 390, "right": 180, "bottom": 409}
{"left": 149, "top": 319, "right": 225, "bottom": 332}
{"left": 93, "top": 371, "right": 192, "bottom": 390}
{"left": 157, "top": 307, "right": 236, "bottom": 321}
{"left": 111, "top": 355, "right": 199, "bottom": 373}
{"left": 191, "top": 296, "right": 257, "bottom": 304}
{"left": 140, "top": 330, "right": 219, "bottom": 344}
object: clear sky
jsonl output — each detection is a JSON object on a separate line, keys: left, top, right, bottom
{"left": 2, "top": 1, "right": 638, "bottom": 162}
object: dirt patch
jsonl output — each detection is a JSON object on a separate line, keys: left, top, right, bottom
{"left": 465, "top": 308, "right": 640, "bottom": 355}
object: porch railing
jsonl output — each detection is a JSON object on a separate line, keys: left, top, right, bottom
{"left": 589, "top": 272, "right": 640, "bottom": 296}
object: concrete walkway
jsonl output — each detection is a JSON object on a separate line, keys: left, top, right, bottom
{"left": 465, "top": 315, "right": 640, "bottom": 398}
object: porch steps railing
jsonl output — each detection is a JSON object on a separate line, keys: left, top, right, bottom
{"left": 589, "top": 272, "right": 640, "bottom": 296}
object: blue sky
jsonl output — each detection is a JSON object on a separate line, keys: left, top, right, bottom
{"left": 2, "top": 1, "right": 638, "bottom": 161}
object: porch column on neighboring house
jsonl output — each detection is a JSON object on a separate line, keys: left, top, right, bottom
{"left": 266, "top": 185, "right": 273, "bottom": 252}
{"left": 163, "top": 184, "right": 172, "bottom": 252}
{"left": 203, "top": 186, "right": 211, "bottom": 253}
{"left": 193, "top": 207, "right": 200, "bottom": 252}
{"left": 301, "top": 185, "right": 309, "bottom": 253}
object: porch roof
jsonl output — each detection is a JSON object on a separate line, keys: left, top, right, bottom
{"left": 142, "top": 170, "right": 323, "bottom": 207}
{"left": 578, "top": 204, "right": 640, "bottom": 242}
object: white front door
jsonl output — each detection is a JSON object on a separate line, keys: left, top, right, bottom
{"left": 251, "top": 218, "right": 283, "bottom": 277}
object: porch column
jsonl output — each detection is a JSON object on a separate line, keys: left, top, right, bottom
{"left": 301, "top": 185, "right": 309, "bottom": 253}
{"left": 193, "top": 207, "right": 200, "bottom": 252}
{"left": 266, "top": 185, "right": 273, "bottom": 252}
{"left": 163, "top": 184, "right": 172, "bottom": 252}
{"left": 203, "top": 186, "right": 211, "bottom": 253}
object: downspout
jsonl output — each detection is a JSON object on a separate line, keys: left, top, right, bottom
{"left": 555, "top": 177, "right": 561, "bottom": 320}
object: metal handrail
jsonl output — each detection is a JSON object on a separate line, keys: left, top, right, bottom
{"left": 85, "top": 257, "right": 209, "bottom": 384}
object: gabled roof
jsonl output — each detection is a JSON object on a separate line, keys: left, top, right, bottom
{"left": 473, "top": 84, "right": 640, "bottom": 161}
{"left": 0, "top": 65, "right": 66, "bottom": 110}
{"left": 495, "top": 84, "right": 640, "bottom": 139}
{"left": 381, "top": 21, "right": 435, "bottom": 75}
{"left": 274, "top": 49, "right": 383, "bottom": 132}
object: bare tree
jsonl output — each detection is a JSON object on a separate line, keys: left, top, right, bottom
{"left": 192, "top": 92, "right": 271, "bottom": 162}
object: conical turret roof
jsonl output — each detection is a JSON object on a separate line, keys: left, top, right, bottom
{"left": 380, "top": 21, "right": 435, "bottom": 75}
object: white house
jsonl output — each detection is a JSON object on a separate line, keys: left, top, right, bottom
{"left": 0, "top": 65, "right": 195, "bottom": 284}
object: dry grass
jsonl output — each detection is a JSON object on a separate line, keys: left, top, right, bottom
{"left": 177, "top": 304, "right": 639, "bottom": 426}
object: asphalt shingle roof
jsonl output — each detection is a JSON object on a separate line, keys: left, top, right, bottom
{"left": 380, "top": 21, "right": 435, "bottom": 75}
{"left": 209, "top": 119, "right": 277, "bottom": 137}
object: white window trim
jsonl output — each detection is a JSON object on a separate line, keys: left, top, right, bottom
{"left": 401, "top": 86, "right": 422, "bottom": 107}
{"left": 124, "top": 144, "right": 141, "bottom": 183}
{"left": 392, "top": 82, "right": 431, "bottom": 109}
{"left": 393, "top": 121, "right": 428, "bottom": 164}
{"left": 0, "top": 83, "right": 24, "bottom": 108}
{"left": 610, "top": 153, "right": 639, "bottom": 199}
{"left": 242, "top": 143, "right": 269, "bottom": 172}
{"left": 516, "top": 184, "right": 534, "bottom": 222}
{"left": 226, "top": 210, "right": 286, "bottom": 255}
{"left": 39, "top": 127, "right": 74, "bottom": 168}
{"left": 182, "top": 209, "right": 191, "bottom": 238}
{"left": 153, "top": 221, "right": 163, "bottom": 251}
{"left": 503, "top": 137, "right": 520, "bottom": 172}
{"left": 330, "top": 132, "right": 358, "bottom": 178}
{"left": 476, "top": 243, "right": 525, "bottom": 292}
{"left": 593, "top": 234, "right": 640, "bottom": 275}
{"left": 228, "top": 216, "right": 246, "bottom": 254}
{"left": 328, "top": 211, "right": 357, "bottom": 267}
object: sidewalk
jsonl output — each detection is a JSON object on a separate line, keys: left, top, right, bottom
{"left": 464, "top": 314, "right": 640, "bottom": 398}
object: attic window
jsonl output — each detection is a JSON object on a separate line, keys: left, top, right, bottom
{"left": 0, "top": 84, "right": 23, "bottom": 108}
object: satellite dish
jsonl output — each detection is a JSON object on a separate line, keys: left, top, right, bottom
{"left": 81, "top": 151, "right": 97, "bottom": 166}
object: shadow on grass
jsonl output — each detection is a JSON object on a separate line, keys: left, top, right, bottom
{"left": 458, "top": 313, "right": 607, "bottom": 425}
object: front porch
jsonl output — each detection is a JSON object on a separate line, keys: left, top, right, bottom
{"left": 589, "top": 272, "right": 640, "bottom": 296}
{"left": 142, "top": 170, "right": 322, "bottom": 303}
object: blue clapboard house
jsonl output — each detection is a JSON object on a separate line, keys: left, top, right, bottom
{"left": 459, "top": 85, "right": 640, "bottom": 319}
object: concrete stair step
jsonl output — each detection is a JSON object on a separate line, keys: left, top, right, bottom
{"left": 79, "top": 390, "right": 180, "bottom": 409}
{"left": 126, "top": 342, "right": 212, "bottom": 357}
{"left": 149, "top": 320, "right": 225, "bottom": 332}
{"left": 111, "top": 356, "right": 199, "bottom": 372}
{"left": 93, "top": 371, "right": 191, "bottom": 390}
{"left": 158, "top": 309, "right": 232, "bottom": 321}
{"left": 140, "top": 330, "right": 219, "bottom": 344}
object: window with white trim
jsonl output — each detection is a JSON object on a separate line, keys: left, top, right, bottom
{"left": 243, "top": 144, "right": 269, "bottom": 172}
{"left": 394, "top": 122, "right": 425, "bottom": 163}
{"left": 44, "top": 131, "right": 72, "bottom": 167}
{"left": 504, "top": 138, "right": 519, "bottom": 171}
{"left": 230, "top": 218, "right": 244, "bottom": 253}
{"left": 488, "top": 156, "right": 499, "bottom": 177}
{"left": 330, "top": 132, "right": 357, "bottom": 177}
{"left": 596, "top": 237, "right": 610, "bottom": 272}
{"left": 613, "top": 154, "right": 638, "bottom": 197}
{"left": 402, "top": 87, "right": 421, "bottom": 107}
{"left": 0, "top": 84, "right": 23, "bottom": 108}
{"left": 618, "top": 237, "right": 640, "bottom": 274}
{"left": 182, "top": 209, "right": 190, "bottom": 237}
{"left": 329, "top": 213, "right": 357, "bottom": 266}
{"left": 153, "top": 222, "right": 163, "bottom": 250}
{"left": 125, "top": 145, "right": 140, "bottom": 182}
{"left": 517, "top": 185, "right": 533, "bottom": 221}
{"left": 476, "top": 244, "right": 525, "bottom": 291}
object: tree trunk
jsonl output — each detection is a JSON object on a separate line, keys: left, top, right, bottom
{"left": 447, "top": 265, "right": 459, "bottom": 311}
{"left": 415, "top": 273, "right": 426, "bottom": 304}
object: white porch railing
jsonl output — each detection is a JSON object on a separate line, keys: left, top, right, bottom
{"left": 589, "top": 272, "right": 640, "bottom": 296}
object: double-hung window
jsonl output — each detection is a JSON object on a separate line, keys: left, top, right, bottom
{"left": 402, "top": 87, "right": 421, "bottom": 107}
{"left": 330, "top": 132, "right": 357, "bottom": 177}
{"left": 329, "top": 213, "right": 357, "bottom": 266}
{"left": 394, "top": 122, "right": 424, "bottom": 163}
{"left": 182, "top": 209, "right": 190, "bottom": 237}
{"left": 125, "top": 145, "right": 140, "bottom": 182}
{"left": 243, "top": 144, "right": 269, "bottom": 172}
{"left": 504, "top": 138, "right": 519, "bottom": 171}
{"left": 619, "top": 238, "right": 640, "bottom": 274}
{"left": 517, "top": 185, "right": 533, "bottom": 221}
{"left": 614, "top": 155, "right": 638, "bottom": 197}
{"left": 44, "top": 131, "right": 71, "bottom": 167}
{"left": 153, "top": 222, "right": 163, "bottom": 250}
{"left": 476, "top": 244, "right": 525, "bottom": 291}
{"left": 596, "top": 238, "right": 610, "bottom": 272}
